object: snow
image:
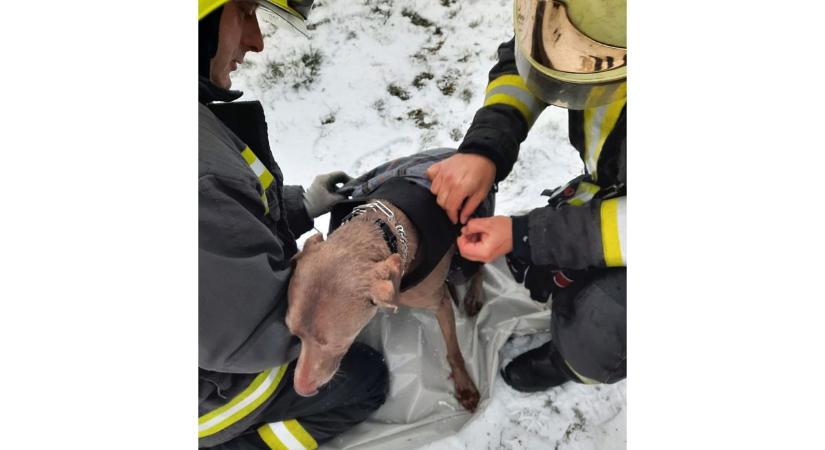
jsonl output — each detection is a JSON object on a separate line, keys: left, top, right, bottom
{"left": 232, "top": 0, "right": 626, "bottom": 448}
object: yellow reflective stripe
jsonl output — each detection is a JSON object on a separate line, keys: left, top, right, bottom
{"left": 258, "top": 420, "right": 318, "bottom": 450}
{"left": 198, "top": 0, "right": 228, "bottom": 20}
{"left": 567, "top": 182, "right": 601, "bottom": 206}
{"left": 198, "top": 364, "right": 289, "bottom": 438}
{"left": 565, "top": 360, "right": 601, "bottom": 385}
{"left": 600, "top": 197, "right": 626, "bottom": 267}
{"left": 240, "top": 147, "right": 276, "bottom": 214}
{"left": 261, "top": 193, "right": 270, "bottom": 215}
{"left": 241, "top": 147, "right": 257, "bottom": 165}
{"left": 258, "top": 424, "right": 289, "bottom": 450}
{"left": 486, "top": 86, "right": 544, "bottom": 126}
{"left": 259, "top": 170, "right": 275, "bottom": 190}
{"left": 284, "top": 420, "right": 318, "bottom": 450}
{"left": 484, "top": 75, "right": 545, "bottom": 125}
{"left": 485, "top": 74, "right": 529, "bottom": 94}
{"left": 484, "top": 94, "right": 535, "bottom": 126}
{"left": 583, "top": 85, "right": 626, "bottom": 180}
{"left": 241, "top": 147, "right": 275, "bottom": 188}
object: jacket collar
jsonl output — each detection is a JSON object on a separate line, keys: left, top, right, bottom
{"left": 199, "top": 76, "right": 244, "bottom": 104}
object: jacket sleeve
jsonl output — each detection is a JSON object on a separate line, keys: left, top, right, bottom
{"left": 510, "top": 196, "right": 627, "bottom": 270}
{"left": 458, "top": 38, "right": 547, "bottom": 182}
{"left": 281, "top": 184, "right": 313, "bottom": 237}
{"left": 199, "top": 174, "right": 300, "bottom": 374}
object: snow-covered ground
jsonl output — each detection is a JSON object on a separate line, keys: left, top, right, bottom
{"left": 233, "top": 0, "right": 626, "bottom": 448}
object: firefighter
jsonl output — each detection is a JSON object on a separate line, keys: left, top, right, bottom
{"left": 427, "top": 0, "right": 627, "bottom": 391}
{"left": 198, "top": 1, "right": 388, "bottom": 447}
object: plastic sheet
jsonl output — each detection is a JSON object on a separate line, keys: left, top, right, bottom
{"left": 323, "top": 258, "right": 555, "bottom": 449}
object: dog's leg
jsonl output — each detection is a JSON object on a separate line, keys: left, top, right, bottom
{"left": 462, "top": 269, "right": 485, "bottom": 317}
{"left": 434, "top": 284, "right": 480, "bottom": 412}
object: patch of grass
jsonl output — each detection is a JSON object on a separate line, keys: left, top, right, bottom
{"left": 306, "top": 18, "right": 330, "bottom": 31}
{"left": 320, "top": 112, "right": 336, "bottom": 125}
{"left": 263, "top": 61, "right": 285, "bottom": 84}
{"left": 469, "top": 18, "right": 483, "bottom": 28}
{"left": 460, "top": 88, "right": 474, "bottom": 103}
{"left": 292, "top": 49, "right": 324, "bottom": 89}
{"left": 440, "top": 0, "right": 458, "bottom": 7}
{"left": 563, "top": 407, "right": 587, "bottom": 441}
{"left": 401, "top": 8, "right": 435, "bottom": 28}
{"left": 449, "top": 128, "right": 463, "bottom": 142}
{"left": 425, "top": 38, "right": 445, "bottom": 53}
{"left": 412, "top": 72, "right": 434, "bottom": 89}
{"left": 437, "top": 70, "right": 459, "bottom": 96}
{"left": 407, "top": 108, "right": 438, "bottom": 129}
{"left": 387, "top": 83, "right": 411, "bottom": 100}
{"left": 367, "top": 0, "right": 392, "bottom": 21}
{"left": 413, "top": 38, "right": 446, "bottom": 62}
{"left": 573, "top": 407, "right": 587, "bottom": 425}
{"left": 544, "top": 398, "right": 562, "bottom": 415}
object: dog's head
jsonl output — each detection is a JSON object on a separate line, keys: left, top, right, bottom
{"left": 286, "top": 232, "right": 402, "bottom": 397}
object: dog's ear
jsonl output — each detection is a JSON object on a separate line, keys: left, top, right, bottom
{"left": 304, "top": 233, "right": 324, "bottom": 249}
{"left": 292, "top": 233, "right": 324, "bottom": 264}
{"left": 370, "top": 253, "right": 403, "bottom": 308}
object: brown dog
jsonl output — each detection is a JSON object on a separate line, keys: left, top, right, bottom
{"left": 286, "top": 199, "right": 484, "bottom": 411}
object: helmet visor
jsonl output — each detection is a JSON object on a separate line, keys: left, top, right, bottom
{"left": 254, "top": 0, "right": 310, "bottom": 37}
{"left": 514, "top": 0, "right": 626, "bottom": 109}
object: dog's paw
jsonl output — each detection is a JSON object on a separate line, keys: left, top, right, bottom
{"left": 451, "top": 370, "right": 480, "bottom": 412}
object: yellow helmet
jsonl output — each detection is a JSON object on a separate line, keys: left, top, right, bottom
{"left": 514, "top": 0, "right": 626, "bottom": 109}
{"left": 198, "top": 0, "right": 315, "bottom": 36}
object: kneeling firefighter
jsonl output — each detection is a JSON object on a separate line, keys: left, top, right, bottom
{"left": 427, "top": 0, "right": 627, "bottom": 390}
{"left": 198, "top": 1, "right": 388, "bottom": 448}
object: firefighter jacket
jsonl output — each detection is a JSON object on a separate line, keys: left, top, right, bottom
{"left": 458, "top": 38, "right": 627, "bottom": 270}
{"left": 198, "top": 77, "right": 313, "bottom": 446}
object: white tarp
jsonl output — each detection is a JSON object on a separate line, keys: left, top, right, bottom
{"left": 323, "top": 258, "right": 555, "bottom": 450}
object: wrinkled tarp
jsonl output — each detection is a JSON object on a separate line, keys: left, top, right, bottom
{"left": 322, "top": 258, "right": 554, "bottom": 450}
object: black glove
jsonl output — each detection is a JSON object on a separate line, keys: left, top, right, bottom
{"left": 506, "top": 255, "right": 582, "bottom": 303}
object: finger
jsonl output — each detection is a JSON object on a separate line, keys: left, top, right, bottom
{"left": 460, "top": 236, "right": 494, "bottom": 262}
{"left": 326, "top": 171, "right": 352, "bottom": 188}
{"left": 331, "top": 171, "right": 353, "bottom": 183}
{"left": 426, "top": 163, "right": 440, "bottom": 182}
{"left": 460, "top": 192, "right": 486, "bottom": 225}
{"left": 445, "top": 192, "right": 465, "bottom": 224}
{"left": 457, "top": 237, "right": 484, "bottom": 261}
{"left": 436, "top": 188, "right": 451, "bottom": 214}
{"left": 430, "top": 172, "right": 442, "bottom": 196}
{"left": 461, "top": 218, "right": 489, "bottom": 235}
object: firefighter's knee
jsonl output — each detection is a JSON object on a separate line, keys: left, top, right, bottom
{"left": 338, "top": 342, "right": 389, "bottom": 410}
{"left": 552, "top": 268, "right": 626, "bottom": 384}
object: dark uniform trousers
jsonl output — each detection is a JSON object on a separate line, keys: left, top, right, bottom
{"left": 551, "top": 268, "right": 626, "bottom": 384}
{"left": 208, "top": 343, "right": 389, "bottom": 449}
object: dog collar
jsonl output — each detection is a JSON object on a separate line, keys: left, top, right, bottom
{"left": 374, "top": 219, "right": 399, "bottom": 256}
{"left": 340, "top": 200, "right": 409, "bottom": 272}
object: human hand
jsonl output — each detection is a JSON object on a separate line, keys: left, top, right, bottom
{"left": 303, "top": 171, "right": 352, "bottom": 218}
{"left": 457, "top": 216, "right": 513, "bottom": 263}
{"left": 426, "top": 153, "right": 496, "bottom": 224}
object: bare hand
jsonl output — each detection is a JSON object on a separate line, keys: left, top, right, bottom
{"left": 457, "top": 216, "right": 513, "bottom": 263}
{"left": 426, "top": 153, "right": 496, "bottom": 224}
